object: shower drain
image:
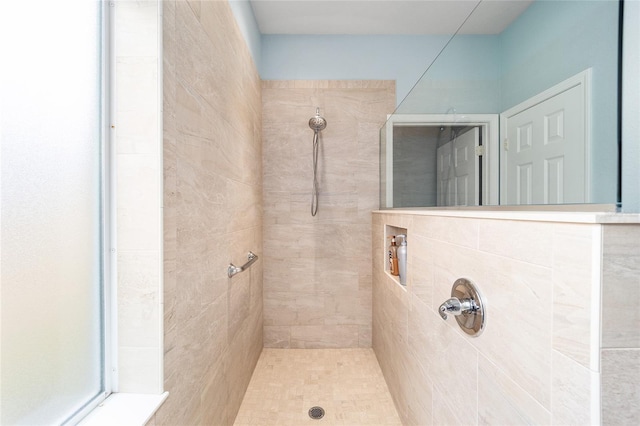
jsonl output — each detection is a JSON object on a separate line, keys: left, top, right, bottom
{"left": 308, "top": 406, "right": 325, "bottom": 420}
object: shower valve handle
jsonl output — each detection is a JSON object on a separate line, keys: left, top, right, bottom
{"left": 439, "top": 278, "right": 486, "bottom": 336}
{"left": 438, "top": 297, "right": 476, "bottom": 320}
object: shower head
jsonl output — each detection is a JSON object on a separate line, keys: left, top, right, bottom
{"left": 309, "top": 107, "right": 327, "bottom": 132}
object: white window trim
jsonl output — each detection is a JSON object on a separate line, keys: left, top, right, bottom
{"left": 76, "top": 1, "right": 166, "bottom": 423}
{"left": 78, "top": 393, "right": 168, "bottom": 426}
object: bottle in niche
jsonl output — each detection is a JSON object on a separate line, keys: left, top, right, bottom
{"left": 396, "top": 234, "right": 407, "bottom": 285}
{"left": 388, "top": 236, "right": 399, "bottom": 276}
{"left": 388, "top": 236, "right": 393, "bottom": 272}
{"left": 391, "top": 237, "right": 399, "bottom": 276}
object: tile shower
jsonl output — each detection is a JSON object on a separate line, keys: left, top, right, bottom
{"left": 372, "top": 211, "right": 640, "bottom": 425}
{"left": 234, "top": 349, "right": 401, "bottom": 425}
{"left": 262, "top": 80, "right": 395, "bottom": 349}
{"left": 157, "top": 1, "right": 263, "bottom": 424}
{"left": 138, "top": 1, "right": 640, "bottom": 425}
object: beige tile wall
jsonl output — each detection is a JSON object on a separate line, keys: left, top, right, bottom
{"left": 157, "top": 1, "right": 263, "bottom": 425}
{"left": 372, "top": 212, "right": 605, "bottom": 425}
{"left": 262, "top": 80, "right": 395, "bottom": 349}
{"left": 601, "top": 225, "right": 640, "bottom": 424}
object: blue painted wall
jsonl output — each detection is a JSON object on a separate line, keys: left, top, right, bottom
{"left": 499, "top": 0, "right": 619, "bottom": 111}
{"left": 228, "top": 0, "right": 487, "bottom": 107}
{"left": 498, "top": 0, "right": 619, "bottom": 203}
{"left": 394, "top": 35, "right": 500, "bottom": 114}
{"left": 229, "top": 0, "right": 262, "bottom": 71}
{"left": 230, "top": 0, "right": 447, "bottom": 106}
{"left": 622, "top": 0, "right": 640, "bottom": 212}
{"left": 261, "top": 34, "right": 452, "bottom": 106}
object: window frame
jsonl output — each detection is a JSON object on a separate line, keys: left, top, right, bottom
{"left": 63, "top": 1, "right": 113, "bottom": 423}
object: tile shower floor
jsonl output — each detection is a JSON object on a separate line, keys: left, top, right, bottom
{"left": 233, "top": 348, "right": 402, "bottom": 426}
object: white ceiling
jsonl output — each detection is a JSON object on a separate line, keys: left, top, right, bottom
{"left": 249, "top": 0, "right": 534, "bottom": 35}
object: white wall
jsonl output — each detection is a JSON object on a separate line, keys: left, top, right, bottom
{"left": 114, "top": 0, "right": 163, "bottom": 394}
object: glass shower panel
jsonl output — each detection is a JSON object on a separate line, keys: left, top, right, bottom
{"left": 394, "top": 33, "right": 501, "bottom": 115}
{"left": 0, "top": 0, "right": 104, "bottom": 424}
{"left": 382, "top": 0, "right": 620, "bottom": 207}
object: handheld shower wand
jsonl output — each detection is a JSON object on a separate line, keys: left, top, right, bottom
{"left": 308, "top": 108, "right": 327, "bottom": 216}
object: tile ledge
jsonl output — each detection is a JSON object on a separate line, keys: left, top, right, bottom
{"left": 79, "top": 392, "right": 168, "bottom": 426}
{"left": 384, "top": 270, "right": 407, "bottom": 291}
{"left": 374, "top": 209, "right": 640, "bottom": 224}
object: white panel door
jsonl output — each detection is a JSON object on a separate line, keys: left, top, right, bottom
{"left": 453, "top": 127, "right": 479, "bottom": 206}
{"left": 502, "top": 83, "right": 586, "bottom": 205}
{"left": 437, "top": 127, "right": 479, "bottom": 206}
{"left": 437, "top": 140, "right": 453, "bottom": 206}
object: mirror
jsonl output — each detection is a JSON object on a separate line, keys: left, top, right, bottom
{"left": 380, "top": 0, "right": 620, "bottom": 208}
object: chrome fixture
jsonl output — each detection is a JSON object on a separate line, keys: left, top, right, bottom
{"left": 308, "top": 107, "right": 326, "bottom": 216}
{"left": 228, "top": 251, "right": 259, "bottom": 278}
{"left": 308, "top": 107, "right": 327, "bottom": 132}
{"left": 308, "top": 406, "right": 325, "bottom": 420}
{"left": 438, "top": 278, "right": 485, "bottom": 336}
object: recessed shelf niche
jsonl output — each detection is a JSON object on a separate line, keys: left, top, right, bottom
{"left": 384, "top": 224, "right": 407, "bottom": 287}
